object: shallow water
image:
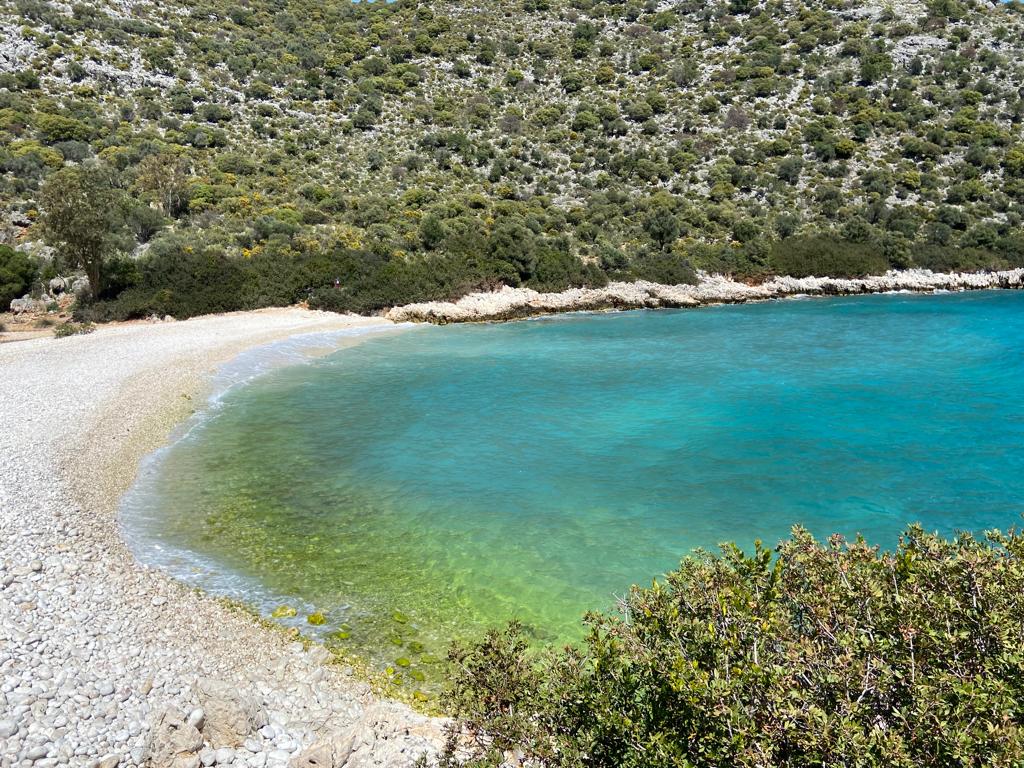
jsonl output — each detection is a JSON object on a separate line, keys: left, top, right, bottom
{"left": 123, "top": 291, "right": 1024, "bottom": 685}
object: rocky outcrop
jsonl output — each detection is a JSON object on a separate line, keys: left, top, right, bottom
{"left": 194, "top": 679, "right": 268, "bottom": 748}
{"left": 9, "top": 295, "right": 43, "bottom": 314}
{"left": 289, "top": 738, "right": 351, "bottom": 768}
{"left": 386, "top": 269, "right": 1024, "bottom": 324}
{"left": 143, "top": 709, "right": 205, "bottom": 768}
{"left": 49, "top": 276, "right": 72, "bottom": 294}
{"left": 891, "top": 35, "right": 950, "bottom": 68}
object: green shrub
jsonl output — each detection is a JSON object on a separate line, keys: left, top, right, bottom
{"left": 630, "top": 249, "right": 698, "bottom": 285}
{"left": 311, "top": 253, "right": 516, "bottom": 314}
{"left": 527, "top": 248, "right": 608, "bottom": 293}
{"left": 445, "top": 526, "right": 1024, "bottom": 767}
{"left": 53, "top": 321, "right": 95, "bottom": 337}
{"left": 909, "top": 244, "right": 1008, "bottom": 273}
{"left": 79, "top": 238, "right": 246, "bottom": 320}
{"left": 34, "top": 113, "right": 94, "bottom": 143}
{"left": 0, "top": 244, "right": 38, "bottom": 308}
{"left": 769, "top": 235, "right": 890, "bottom": 278}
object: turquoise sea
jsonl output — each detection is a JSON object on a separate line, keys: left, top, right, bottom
{"left": 122, "top": 291, "right": 1024, "bottom": 684}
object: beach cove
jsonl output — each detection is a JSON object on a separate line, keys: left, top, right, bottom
{"left": 121, "top": 289, "right": 1024, "bottom": 683}
{"left": 4, "top": 275, "right": 1024, "bottom": 767}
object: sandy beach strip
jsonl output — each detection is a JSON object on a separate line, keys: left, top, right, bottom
{"left": 0, "top": 308, "right": 442, "bottom": 768}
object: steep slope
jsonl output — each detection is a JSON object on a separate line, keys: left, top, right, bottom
{"left": 1, "top": 0, "right": 1023, "bottom": 316}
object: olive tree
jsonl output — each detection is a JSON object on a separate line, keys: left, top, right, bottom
{"left": 40, "top": 163, "right": 129, "bottom": 297}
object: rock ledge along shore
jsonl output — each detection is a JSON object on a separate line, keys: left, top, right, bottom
{"left": 386, "top": 268, "right": 1024, "bottom": 323}
{"left": 0, "top": 308, "right": 444, "bottom": 768}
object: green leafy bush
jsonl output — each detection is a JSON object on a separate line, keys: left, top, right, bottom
{"left": 909, "top": 244, "right": 1007, "bottom": 273}
{"left": 0, "top": 244, "right": 38, "bottom": 308}
{"left": 769, "top": 236, "right": 891, "bottom": 278}
{"left": 630, "top": 249, "right": 698, "bottom": 285}
{"left": 310, "top": 252, "right": 520, "bottom": 315}
{"left": 53, "top": 321, "right": 95, "bottom": 337}
{"left": 527, "top": 246, "right": 608, "bottom": 293}
{"left": 444, "top": 526, "right": 1024, "bottom": 767}
{"left": 78, "top": 237, "right": 246, "bottom": 320}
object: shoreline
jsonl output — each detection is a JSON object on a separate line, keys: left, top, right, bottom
{"left": 385, "top": 268, "right": 1024, "bottom": 323}
{"left": 116, "top": 324, "right": 419, "bottom": 639}
{"left": 0, "top": 308, "right": 443, "bottom": 768}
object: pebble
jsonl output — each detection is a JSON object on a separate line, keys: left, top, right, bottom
{"left": 25, "top": 746, "right": 48, "bottom": 761}
{"left": 186, "top": 708, "right": 205, "bottom": 731}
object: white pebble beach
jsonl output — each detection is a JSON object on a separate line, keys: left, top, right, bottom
{"left": 0, "top": 308, "right": 443, "bottom": 768}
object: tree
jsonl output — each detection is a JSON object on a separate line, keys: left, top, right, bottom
{"left": 40, "top": 164, "right": 128, "bottom": 297}
{"left": 419, "top": 213, "right": 446, "bottom": 250}
{"left": 644, "top": 204, "right": 680, "bottom": 249}
{"left": 133, "top": 153, "right": 191, "bottom": 217}
{"left": 860, "top": 52, "right": 892, "bottom": 85}
{"left": 488, "top": 220, "right": 537, "bottom": 281}
{"left": 1006, "top": 146, "right": 1024, "bottom": 178}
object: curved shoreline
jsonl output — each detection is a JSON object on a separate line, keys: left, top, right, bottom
{"left": 386, "top": 268, "right": 1024, "bottom": 323}
{"left": 117, "top": 323, "right": 419, "bottom": 639}
{"left": 0, "top": 308, "right": 442, "bottom": 768}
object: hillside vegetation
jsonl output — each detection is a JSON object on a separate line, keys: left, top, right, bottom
{"left": 1, "top": 0, "right": 1023, "bottom": 317}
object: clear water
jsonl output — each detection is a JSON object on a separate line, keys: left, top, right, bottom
{"left": 122, "top": 291, "right": 1024, "bottom": 684}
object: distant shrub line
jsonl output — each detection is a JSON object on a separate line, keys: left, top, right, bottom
{"left": 62, "top": 230, "right": 1023, "bottom": 322}
{"left": 440, "top": 526, "right": 1024, "bottom": 767}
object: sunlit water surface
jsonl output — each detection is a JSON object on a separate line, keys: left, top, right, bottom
{"left": 122, "top": 291, "right": 1024, "bottom": 686}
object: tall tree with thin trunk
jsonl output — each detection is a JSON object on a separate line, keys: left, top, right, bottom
{"left": 40, "top": 163, "right": 128, "bottom": 298}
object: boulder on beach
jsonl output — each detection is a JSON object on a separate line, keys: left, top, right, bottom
{"left": 143, "top": 708, "right": 204, "bottom": 768}
{"left": 194, "top": 679, "right": 268, "bottom": 748}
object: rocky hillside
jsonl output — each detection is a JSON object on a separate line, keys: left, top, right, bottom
{"left": 1, "top": 0, "right": 1023, "bottom": 317}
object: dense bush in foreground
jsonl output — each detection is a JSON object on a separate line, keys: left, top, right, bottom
{"left": 443, "top": 527, "right": 1024, "bottom": 767}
